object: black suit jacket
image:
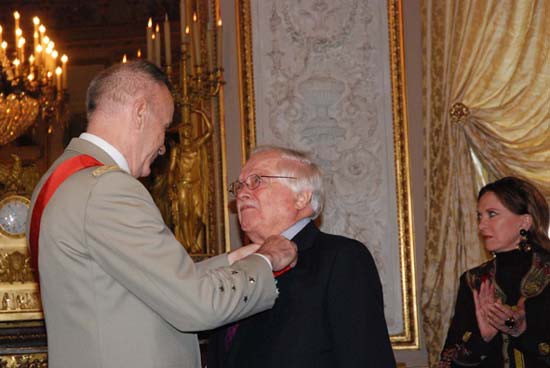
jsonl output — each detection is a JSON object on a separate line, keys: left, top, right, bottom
{"left": 207, "top": 222, "right": 396, "bottom": 368}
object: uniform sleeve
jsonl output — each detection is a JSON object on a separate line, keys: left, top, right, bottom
{"left": 195, "top": 253, "right": 230, "bottom": 273}
{"left": 84, "top": 171, "right": 278, "bottom": 332}
{"left": 439, "top": 273, "right": 498, "bottom": 367}
{"left": 326, "top": 242, "right": 396, "bottom": 368}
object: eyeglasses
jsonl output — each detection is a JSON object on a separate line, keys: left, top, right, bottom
{"left": 229, "top": 174, "right": 297, "bottom": 196}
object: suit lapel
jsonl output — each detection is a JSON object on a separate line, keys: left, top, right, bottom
{"left": 223, "top": 222, "right": 321, "bottom": 367}
{"left": 291, "top": 221, "right": 320, "bottom": 252}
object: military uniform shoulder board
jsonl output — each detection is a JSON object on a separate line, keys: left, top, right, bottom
{"left": 92, "top": 165, "right": 122, "bottom": 177}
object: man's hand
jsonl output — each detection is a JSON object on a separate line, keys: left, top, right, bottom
{"left": 227, "top": 243, "right": 261, "bottom": 265}
{"left": 256, "top": 235, "right": 298, "bottom": 271}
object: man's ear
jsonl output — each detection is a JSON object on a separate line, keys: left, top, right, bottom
{"left": 295, "top": 191, "right": 312, "bottom": 210}
{"left": 134, "top": 97, "right": 147, "bottom": 129}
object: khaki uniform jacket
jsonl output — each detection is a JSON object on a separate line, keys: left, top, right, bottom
{"left": 28, "top": 138, "right": 278, "bottom": 368}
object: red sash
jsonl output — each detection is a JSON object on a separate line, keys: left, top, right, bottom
{"left": 28, "top": 155, "right": 103, "bottom": 274}
{"left": 272, "top": 264, "right": 291, "bottom": 277}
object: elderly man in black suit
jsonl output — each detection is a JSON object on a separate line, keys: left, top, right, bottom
{"left": 208, "top": 145, "right": 396, "bottom": 368}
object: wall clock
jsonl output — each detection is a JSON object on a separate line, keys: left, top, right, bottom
{"left": 0, "top": 194, "right": 31, "bottom": 239}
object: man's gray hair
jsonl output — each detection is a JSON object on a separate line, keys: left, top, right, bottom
{"left": 85, "top": 60, "right": 171, "bottom": 121}
{"left": 252, "top": 145, "right": 325, "bottom": 219}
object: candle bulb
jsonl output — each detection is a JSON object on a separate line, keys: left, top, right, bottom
{"left": 61, "top": 54, "right": 68, "bottom": 89}
{"left": 137, "top": 49, "right": 142, "bottom": 58}
{"left": 14, "top": 12, "right": 20, "bottom": 29}
{"left": 164, "top": 14, "right": 172, "bottom": 66}
{"left": 36, "top": 44, "right": 43, "bottom": 67}
{"left": 122, "top": 54, "right": 127, "bottom": 63}
{"left": 192, "top": 12, "right": 201, "bottom": 65}
{"left": 154, "top": 24, "right": 161, "bottom": 67}
{"left": 45, "top": 46, "right": 52, "bottom": 73}
{"left": 33, "top": 31, "right": 39, "bottom": 59}
{"left": 55, "top": 66, "right": 62, "bottom": 91}
{"left": 15, "top": 28, "right": 22, "bottom": 60}
{"left": 185, "top": 0, "right": 193, "bottom": 27}
{"left": 146, "top": 18, "right": 153, "bottom": 62}
{"left": 185, "top": 26, "right": 191, "bottom": 74}
{"left": 216, "top": 19, "right": 223, "bottom": 68}
{"left": 180, "top": 0, "right": 187, "bottom": 43}
{"left": 13, "top": 58, "right": 20, "bottom": 76}
{"left": 33, "top": 16, "right": 40, "bottom": 51}
{"left": 39, "top": 24, "right": 45, "bottom": 45}
{"left": 52, "top": 50, "right": 58, "bottom": 76}
{"left": 206, "top": 27, "right": 213, "bottom": 71}
{"left": 43, "top": 35, "right": 50, "bottom": 49}
{"left": 18, "top": 37, "right": 25, "bottom": 65}
{"left": 29, "top": 54, "right": 35, "bottom": 73}
{"left": 14, "top": 12, "right": 20, "bottom": 50}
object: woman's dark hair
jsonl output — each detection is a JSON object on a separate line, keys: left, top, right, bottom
{"left": 478, "top": 176, "right": 550, "bottom": 252}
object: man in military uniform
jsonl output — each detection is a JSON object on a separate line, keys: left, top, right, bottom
{"left": 28, "top": 60, "right": 297, "bottom": 368}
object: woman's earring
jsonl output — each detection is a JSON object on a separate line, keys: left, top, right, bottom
{"left": 519, "top": 229, "right": 532, "bottom": 252}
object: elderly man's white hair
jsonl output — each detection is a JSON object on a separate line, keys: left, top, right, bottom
{"left": 251, "top": 145, "right": 325, "bottom": 219}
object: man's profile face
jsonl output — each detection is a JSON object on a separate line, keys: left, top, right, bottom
{"left": 236, "top": 151, "right": 299, "bottom": 243}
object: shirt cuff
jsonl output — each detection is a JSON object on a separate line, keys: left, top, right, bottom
{"left": 250, "top": 253, "right": 273, "bottom": 271}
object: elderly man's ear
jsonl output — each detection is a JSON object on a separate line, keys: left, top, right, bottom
{"left": 295, "top": 191, "right": 312, "bottom": 210}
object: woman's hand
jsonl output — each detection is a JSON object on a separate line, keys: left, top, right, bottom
{"left": 472, "top": 280, "right": 498, "bottom": 342}
{"left": 486, "top": 297, "right": 527, "bottom": 337}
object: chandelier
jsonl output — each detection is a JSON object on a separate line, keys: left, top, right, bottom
{"left": 0, "top": 11, "right": 68, "bottom": 146}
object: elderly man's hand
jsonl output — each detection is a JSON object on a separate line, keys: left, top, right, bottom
{"left": 256, "top": 235, "right": 298, "bottom": 271}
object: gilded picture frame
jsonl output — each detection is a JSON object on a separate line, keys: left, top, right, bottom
{"left": 235, "top": 0, "right": 419, "bottom": 348}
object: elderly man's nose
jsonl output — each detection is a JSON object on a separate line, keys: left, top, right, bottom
{"left": 237, "top": 186, "right": 252, "bottom": 199}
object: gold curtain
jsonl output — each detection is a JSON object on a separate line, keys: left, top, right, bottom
{"left": 421, "top": 0, "right": 550, "bottom": 365}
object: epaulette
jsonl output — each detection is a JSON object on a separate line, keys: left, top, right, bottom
{"left": 92, "top": 165, "right": 122, "bottom": 177}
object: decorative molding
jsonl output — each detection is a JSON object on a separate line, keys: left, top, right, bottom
{"left": 387, "top": 0, "right": 419, "bottom": 349}
{"left": 0, "top": 352, "right": 47, "bottom": 368}
{"left": 235, "top": 0, "right": 257, "bottom": 162}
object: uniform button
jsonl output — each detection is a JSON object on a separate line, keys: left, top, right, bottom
{"left": 243, "top": 296, "right": 248, "bottom": 303}
{"left": 219, "top": 286, "right": 225, "bottom": 292}
{"left": 249, "top": 277, "right": 255, "bottom": 284}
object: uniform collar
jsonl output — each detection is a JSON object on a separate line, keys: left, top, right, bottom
{"left": 79, "top": 133, "right": 131, "bottom": 174}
